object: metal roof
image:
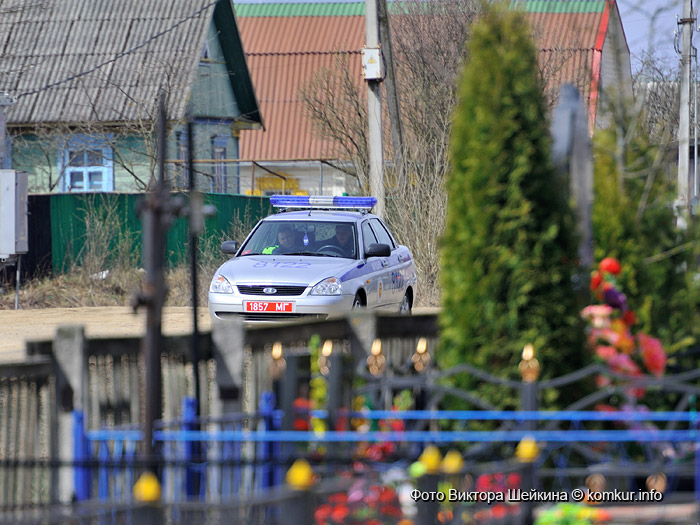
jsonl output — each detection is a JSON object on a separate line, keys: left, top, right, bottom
{"left": 237, "top": 14, "right": 364, "bottom": 160}
{"left": 236, "top": 0, "right": 614, "bottom": 161}
{"left": 0, "top": 0, "right": 261, "bottom": 127}
{"left": 233, "top": 0, "right": 606, "bottom": 17}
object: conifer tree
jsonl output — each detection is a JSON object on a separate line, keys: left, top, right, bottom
{"left": 438, "top": 5, "right": 586, "bottom": 409}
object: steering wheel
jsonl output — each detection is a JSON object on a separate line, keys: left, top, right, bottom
{"left": 317, "top": 244, "right": 348, "bottom": 257}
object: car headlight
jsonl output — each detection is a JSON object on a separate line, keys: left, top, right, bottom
{"left": 210, "top": 274, "right": 233, "bottom": 294}
{"left": 310, "top": 277, "right": 342, "bottom": 295}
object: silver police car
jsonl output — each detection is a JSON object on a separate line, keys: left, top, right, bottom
{"left": 208, "top": 195, "right": 417, "bottom": 322}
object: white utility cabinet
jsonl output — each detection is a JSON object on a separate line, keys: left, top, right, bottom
{"left": 0, "top": 169, "right": 28, "bottom": 260}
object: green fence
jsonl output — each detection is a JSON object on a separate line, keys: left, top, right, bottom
{"left": 49, "top": 192, "right": 273, "bottom": 272}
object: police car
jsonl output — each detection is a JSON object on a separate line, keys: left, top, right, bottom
{"left": 208, "top": 195, "right": 417, "bottom": 322}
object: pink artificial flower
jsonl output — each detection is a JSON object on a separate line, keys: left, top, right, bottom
{"left": 608, "top": 353, "right": 641, "bottom": 375}
{"left": 638, "top": 333, "right": 667, "bottom": 377}
{"left": 581, "top": 305, "right": 613, "bottom": 328}
{"left": 595, "top": 345, "right": 618, "bottom": 361}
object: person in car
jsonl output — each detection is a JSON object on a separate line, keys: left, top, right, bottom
{"left": 323, "top": 223, "right": 355, "bottom": 257}
{"left": 262, "top": 225, "right": 297, "bottom": 254}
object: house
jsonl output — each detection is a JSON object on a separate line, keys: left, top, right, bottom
{"left": 0, "top": 0, "right": 262, "bottom": 194}
{"left": 233, "top": 0, "right": 632, "bottom": 196}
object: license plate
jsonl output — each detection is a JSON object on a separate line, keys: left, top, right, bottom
{"left": 244, "top": 301, "right": 294, "bottom": 313}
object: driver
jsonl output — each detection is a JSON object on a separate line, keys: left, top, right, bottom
{"left": 324, "top": 223, "right": 355, "bottom": 257}
{"left": 262, "top": 224, "right": 297, "bottom": 254}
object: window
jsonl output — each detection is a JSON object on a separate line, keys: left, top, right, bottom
{"left": 201, "top": 41, "right": 211, "bottom": 61}
{"left": 175, "top": 131, "right": 189, "bottom": 189}
{"left": 361, "top": 221, "right": 378, "bottom": 252}
{"left": 369, "top": 219, "right": 395, "bottom": 249}
{"left": 61, "top": 136, "right": 113, "bottom": 192}
{"left": 212, "top": 136, "right": 227, "bottom": 193}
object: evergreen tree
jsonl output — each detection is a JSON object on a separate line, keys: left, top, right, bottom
{"left": 438, "top": 5, "right": 586, "bottom": 409}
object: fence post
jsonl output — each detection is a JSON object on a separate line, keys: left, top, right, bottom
{"left": 257, "top": 391, "right": 275, "bottom": 491}
{"left": 52, "top": 325, "right": 87, "bottom": 504}
{"left": 212, "top": 317, "right": 245, "bottom": 416}
{"left": 518, "top": 344, "right": 540, "bottom": 525}
{"left": 183, "top": 396, "right": 199, "bottom": 499}
{"left": 72, "top": 410, "right": 89, "bottom": 501}
{"left": 347, "top": 312, "right": 377, "bottom": 364}
{"left": 416, "top": 473, "right": 440, "bottom": 525}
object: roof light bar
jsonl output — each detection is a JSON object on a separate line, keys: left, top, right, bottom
{"left": 270, "top": 195, "right": 377, "bottom": 210}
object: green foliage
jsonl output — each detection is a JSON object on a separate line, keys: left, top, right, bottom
{"left": 438, "top": 5, "right": 586, "bottom": 409}
{"left": 592, "top": 122, "right": 700, "bottom": 350}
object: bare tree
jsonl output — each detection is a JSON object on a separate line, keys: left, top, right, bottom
{"left": 299, "top": 0, "right": 616, "bottom": 305}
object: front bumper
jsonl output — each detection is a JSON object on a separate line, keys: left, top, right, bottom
{"left": 208, "top": 292, "right": 355, "bottom": 323}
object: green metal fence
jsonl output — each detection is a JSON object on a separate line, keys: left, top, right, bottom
{"left": 47, "top": 192, "right": 272, "bottom": 272}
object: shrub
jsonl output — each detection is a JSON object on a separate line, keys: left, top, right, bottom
{"left": 592, "top": 120, "right": 700, "bottom": 351}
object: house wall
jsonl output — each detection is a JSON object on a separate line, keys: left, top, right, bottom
{"left": 11, "top": 21, "right": 245, "bottom": 194}
{"left": 597, "top": 5, "right": 633, "bottom": 129}
{"left": 238, "top": 161, "right": 358, "bottom": 196}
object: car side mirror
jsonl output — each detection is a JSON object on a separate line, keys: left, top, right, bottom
{"left": 221, "top": 240, "right": 239, "bottom": 255}
{"left": 365, "top": 243, "right": 391, "bottom": 258}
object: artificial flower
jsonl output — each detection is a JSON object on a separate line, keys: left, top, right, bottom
{"left": 598, "top": 257, "right": 621, "bottom": 275}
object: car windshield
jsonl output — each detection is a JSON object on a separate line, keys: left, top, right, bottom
{"left": 239, "top": 220, "right": 358, "bottom": 259}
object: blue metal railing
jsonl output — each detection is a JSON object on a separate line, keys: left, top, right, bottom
{"left": 76, "top": 395, "right": 700, "bottom": 503}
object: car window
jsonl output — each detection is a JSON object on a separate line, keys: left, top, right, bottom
{"left": 239, "top": 220, "right": 358, "bottom": 258}
{"left": 369, "top": 219, "right": 395, "bottom": 249}
{"left": 361, "top": 221, "right": 378, "bottom": 252}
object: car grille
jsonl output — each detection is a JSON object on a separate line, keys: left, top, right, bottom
{"left": 237, "top": 285, "right": 307, "bottom": 296}
{"left": 216, "top": 312, "right": 328, "bottom": 322}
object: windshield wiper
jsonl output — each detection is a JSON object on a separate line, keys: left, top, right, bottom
{"left": 284, "top": 251, "right": 335, "bottom": 257}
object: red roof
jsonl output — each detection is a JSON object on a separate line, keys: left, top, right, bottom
{"left": 238, "top": 3, "right": 615, "bottom": 161}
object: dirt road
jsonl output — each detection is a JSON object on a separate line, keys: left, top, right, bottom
{"left": 0, "top": 306, "right": 211, "bottom": 363}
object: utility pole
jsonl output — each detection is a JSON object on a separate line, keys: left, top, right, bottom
{"left": 364, "top": 0, "right": 385, "bottom": 218}
{"left": 678, "top": 0, "right": 695, "bottom": 218}
{"left": 377, "top": 0, "right": 404, "bottom": 190}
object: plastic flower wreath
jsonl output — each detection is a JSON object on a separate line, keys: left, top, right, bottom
{"left": 582, "top": 257, "right": 667, "bottom": 400}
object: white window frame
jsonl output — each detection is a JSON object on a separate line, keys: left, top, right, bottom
{"left": 59, "top": 135, "right": 114, "bottom": 192}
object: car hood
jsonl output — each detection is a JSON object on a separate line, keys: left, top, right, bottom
{"left": 215, "top": 255, "right": 359, "bottom": 285}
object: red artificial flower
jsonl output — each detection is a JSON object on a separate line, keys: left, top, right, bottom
{"left": 328, "top": 492, "right": 348, "bottom": 505}
{"left": 379, "top": 487, "right": 397, "bottom": 504}
{"left": 491, "top": 504, "right": 508, "bottom": 519}
{"left": 380, "top": 505, "right": 403, "bottom": 518}
{"left": 598, "top": 257, "right": 622, "bottom": 276}
{"left": 590, "top": 271, "right": 603, "bottom": 291}
{"left": 595, "top": 404, "right": 618, "bottom": 413}
{"left": 639, "top": 333, "right": 666, "bottom": 377}
{"left": 475, "top": 474, "right": 492, "bottom": 492}
{"left": 330, "top": 504, "right": 349, "bottom": 523}
{"left": 314, "top": 504, "right": 332, "bottom": 523}
{"left": 506, "top": 473, "right": 521, "bottom": 488}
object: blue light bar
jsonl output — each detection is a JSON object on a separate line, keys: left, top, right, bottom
{"left": 270, "top": 195, "right": 377, "bottom": 210}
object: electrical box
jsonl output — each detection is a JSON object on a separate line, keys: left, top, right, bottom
{"left": 361, "top": 47, "right": 384, "bottom": 81}
{"left": 0, "top": 170, "right": 28, "bottom": 259}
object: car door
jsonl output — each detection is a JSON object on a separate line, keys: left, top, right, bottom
{"left": 369, "top": 218, "right": 402, "bottom": 306}
{"left": 360, "top": 220, "right": 389, "bottom": 308}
